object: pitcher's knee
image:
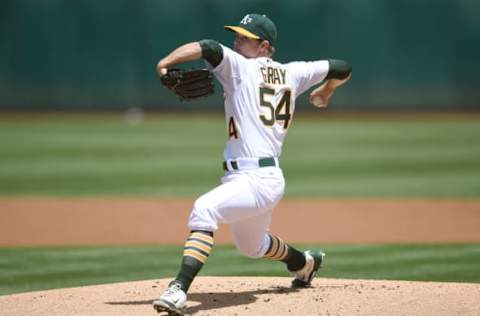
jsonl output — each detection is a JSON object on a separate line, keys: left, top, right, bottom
{"left": 188, "top": 197, "right": 218, "bottom": 231}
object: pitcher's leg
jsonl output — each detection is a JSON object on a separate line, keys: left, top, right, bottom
{"left": 175, "top": 230, "right": 214, "bottom": 292}
{"left": 156, "top": 178, "right": 260, "bottom": 308}
{"left": 262, "top": 234, "right": 306, "bottom": 271}
{"left": 188, "top": 179, "right": 263, "bottom": 232}
{"left": 231, "top": 213, "right": 324, "bottom": 288}
{"left": 232, "top": 213, "right": 306, "bottom": 269}
{"left": 262, "top": 235, "right": 325, "bottom": 288}
{"left": 153, "top": 230, "right": 213, "bottom": 315}
{"left": 174, "top": 179, "right": 261, "bottom": 291}
{"left": 231, "top": 211, "right": 273, "bottom": 258}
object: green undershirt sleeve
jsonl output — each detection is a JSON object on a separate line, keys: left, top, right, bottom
{"left": 199, "top": 39, "right": 223, "bottom": 68}
{"left": 326, "top": 59, "right": 352, "bottom": 80}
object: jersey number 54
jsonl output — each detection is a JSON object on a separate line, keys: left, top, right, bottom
{"left": 258, "top": 87, "right": 292, "bottom": 129}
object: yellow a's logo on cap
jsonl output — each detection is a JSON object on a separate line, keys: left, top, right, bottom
{"left": 240, "top": 14, "right": 252, "bottom": 25}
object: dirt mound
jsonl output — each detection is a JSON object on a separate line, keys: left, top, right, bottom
{"left": 1, "top": 277, "right": 479, "bottom": 316}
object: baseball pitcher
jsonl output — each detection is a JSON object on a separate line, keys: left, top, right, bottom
{"left": 154, "top": 13, "right": 351, "bottom": 315}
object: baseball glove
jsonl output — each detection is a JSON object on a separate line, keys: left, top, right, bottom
{"left": 160, "top": 68, "right": 214, "bottom": 101}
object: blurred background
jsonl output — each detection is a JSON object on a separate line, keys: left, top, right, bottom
{"left": 1, "top": 0, "right": 480, "bottom": 297}
{"left": 1, "top": 0, "right": 479, "bottom": 110}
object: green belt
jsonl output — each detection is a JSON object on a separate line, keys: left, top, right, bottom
{"left": 222, "top": 157, "right": 276, "bottom": 171}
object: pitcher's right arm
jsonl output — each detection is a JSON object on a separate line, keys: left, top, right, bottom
{"left": 309, "top": 60, "right": 351, "bottom": 108}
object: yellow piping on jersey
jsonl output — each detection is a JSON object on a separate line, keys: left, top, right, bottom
{"left": 224, "top": 26, "right": 260, "bottom": 40}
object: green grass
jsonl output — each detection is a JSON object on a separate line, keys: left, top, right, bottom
{"left": 1, "top": 114, "right": 478, "bottom": 296}
{"left": 0, "top": 112, "right": 479, "bottom": 197}
{"left": 1, "top": 244, "right": 479, "bottom": 295}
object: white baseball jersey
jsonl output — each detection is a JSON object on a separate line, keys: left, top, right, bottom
{"left": 208, "top": 44, "right": 330, "bottom": 160}
{"left": 190, "top": 45, "right": 330, "bottom": 255}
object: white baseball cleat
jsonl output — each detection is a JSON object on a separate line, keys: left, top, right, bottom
{"left": 291, "top": 250, "right": 325, "bottom": 288}
{"left": 153, "top": 281, "right": 187, "bottom": 315}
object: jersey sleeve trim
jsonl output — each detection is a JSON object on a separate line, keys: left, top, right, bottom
{"left": 326, "top": 59, "right": 352, "bottom": 80}
{"left": 199, "top": 39, "right": 223, "bottom": 68}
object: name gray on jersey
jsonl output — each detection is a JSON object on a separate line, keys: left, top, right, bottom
{"left": 260, "top": 66, "right": 286, "bottom": 85}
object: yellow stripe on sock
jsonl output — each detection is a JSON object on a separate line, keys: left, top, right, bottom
{"left": 183, "top": 249, "right": 208, "bottom": 263}
{"left": 271, "top": 237, "right": 285, "bottom": 259}
{"left": 264, "top": 235, "right": 279, "bottom": 258}
{"left": 273, "top": 244, "right": 288, "bottom": 260}
{"left": 264, "top": 235, "right": 290, "bottom": 260}
{"left": 185, "top": 240, "right": 212, "bottom": 254}
{"left": 190, "top": 233, "right": 214, "bottom": 244}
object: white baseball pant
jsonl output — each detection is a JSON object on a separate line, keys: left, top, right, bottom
{"left": 188, "top": 166, "right": 285, "bottom": 258}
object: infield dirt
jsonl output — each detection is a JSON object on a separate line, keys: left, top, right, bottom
{"left": 1, "top": 198, "right": 480, "bottom": 315}
{"left": 1, "top": 277, "right": 479, "bottom": 316}
{"left": 1, "top": 198, "right": 480, "bottom": 245}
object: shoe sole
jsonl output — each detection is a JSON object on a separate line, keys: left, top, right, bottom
{"left": 153, "top": 299, "right": 187, "bottom": 316}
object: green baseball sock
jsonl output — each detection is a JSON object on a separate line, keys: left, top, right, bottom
{"left": 282, "top": 246, "right": 306, "bottom": 271}
{"left": 174, "top": 230, "right": 214, "bottom": 292}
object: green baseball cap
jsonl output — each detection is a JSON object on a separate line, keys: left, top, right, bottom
{"left": 224, "top": 13, "right": 277, "bottom": 46}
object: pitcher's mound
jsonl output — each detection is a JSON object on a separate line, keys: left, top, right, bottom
{"left": 1, "top": 277, "right": 479, "bottom": 316}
